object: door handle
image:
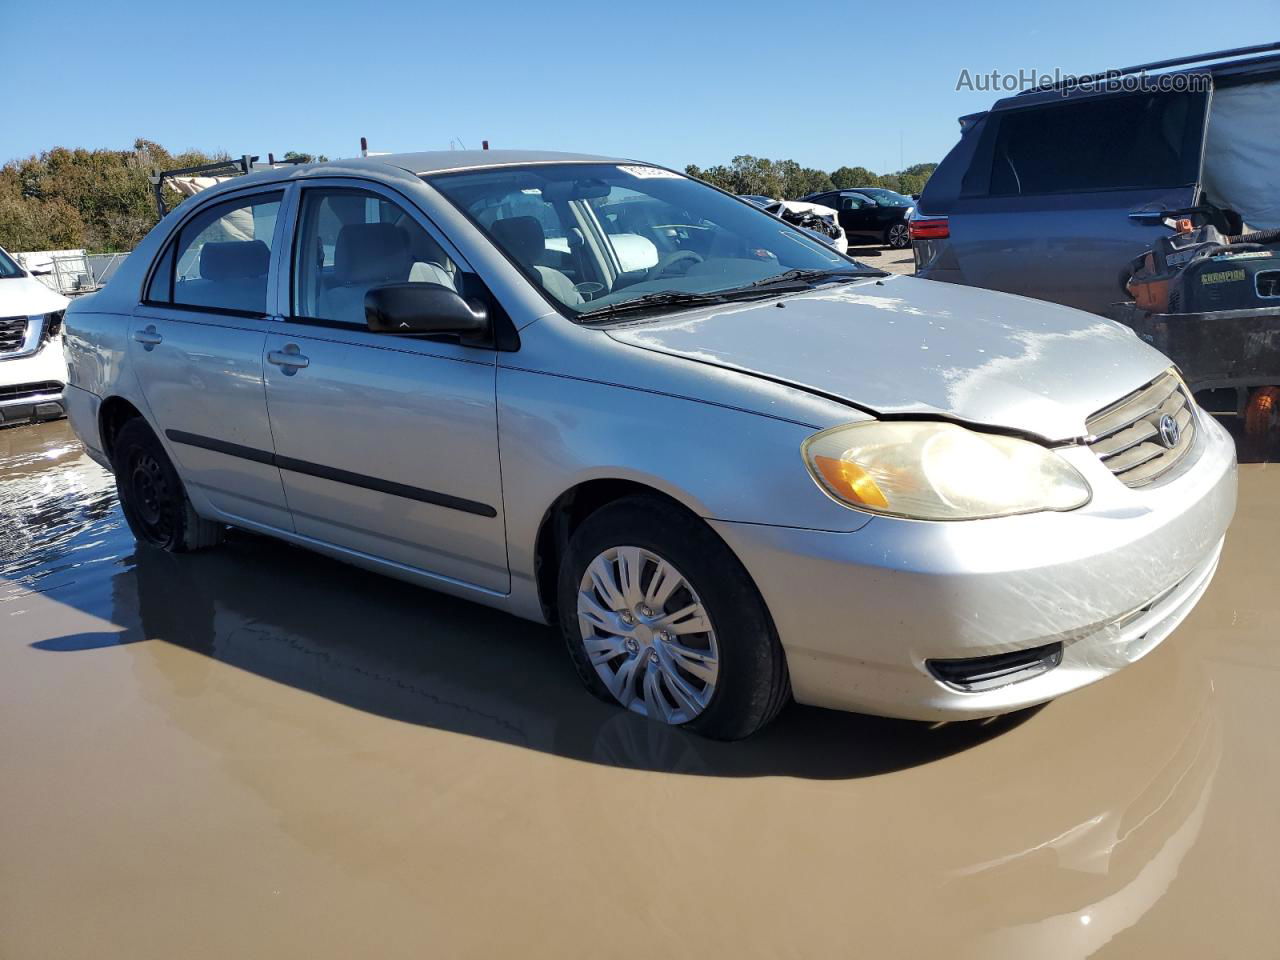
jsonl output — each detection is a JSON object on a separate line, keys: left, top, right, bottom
{"left": 133, "top": 325, "right": 162, "bottom": 349}
{"left": 267, "top": 344, "right": 310, "bottom": 375}
{"left": 1129, "top": 206, "right": 1200, "bottom": 224}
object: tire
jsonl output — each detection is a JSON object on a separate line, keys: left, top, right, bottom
{"left": 885, "top": 221, "right": 911, "bottom": 249}
{"left": 111, "top": 418, "right": 223, "bottom": 553}
{"left": 557, "top": 496, "right": 790, "bottom": 740}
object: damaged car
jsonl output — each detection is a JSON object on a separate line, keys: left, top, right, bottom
{"left": 760, "top": 199, "right": 849, "bottom": 254}
{"left": 63, "top": 151, "right": 1236, "bottom": 739}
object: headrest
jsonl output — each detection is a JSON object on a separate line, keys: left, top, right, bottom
{"left": 199, "top": 240, "right": 269, "bottom": 281}
{"left": 489, "top": 216, "right": 545, "bottom": 265}
{"left": 334, "top": 223, "right": 411, "bottom": 285}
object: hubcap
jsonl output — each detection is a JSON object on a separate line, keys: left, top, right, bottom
{"left": 576, "top": 546, "right": 720, "bottom": 725}
{"left": 889, "top": 224, "right": 909, "bottom": 248}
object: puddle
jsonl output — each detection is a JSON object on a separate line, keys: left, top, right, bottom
{"left": 1, "top": 419, "right": 1277, "bottom": 958}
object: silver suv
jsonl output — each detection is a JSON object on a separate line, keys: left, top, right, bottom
{"left": 63, "top": 151, "right": 1236, "bottom": 739}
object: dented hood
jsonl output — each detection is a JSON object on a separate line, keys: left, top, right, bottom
{"left": 606, "top": 275, "right": 1171, "bottom": 441}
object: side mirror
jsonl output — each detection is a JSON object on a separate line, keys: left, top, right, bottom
{"left": 365, "top": 282, "right": 488, "bottom": 337}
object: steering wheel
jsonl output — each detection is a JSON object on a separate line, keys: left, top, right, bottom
{"left": 645, "top": 249, "right": 704, "bottom": 282}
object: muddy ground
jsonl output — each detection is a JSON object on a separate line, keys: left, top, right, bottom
{"left": 1, "top": 418, "right": 1277, "bottom": 959}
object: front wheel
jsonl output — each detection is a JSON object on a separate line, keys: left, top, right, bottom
{"left": 111, "top": 418, "right": 223, "bottom": 553}
{"left": 885, "top": 221, "right": 911, "bottom": 249}
{"left": 557, "top": 496, "right": 790, "bottom": 740}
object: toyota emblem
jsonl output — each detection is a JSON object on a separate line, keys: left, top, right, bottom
{"left": 1158, "top": 413, "right": 1180, "bottom": 449}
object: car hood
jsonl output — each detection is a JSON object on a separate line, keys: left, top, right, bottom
{"left": 606, "top": 276, "right": 1171, "bottom": 441}
{"left": 0, "top": 276, "right": 70, "bottom": 316}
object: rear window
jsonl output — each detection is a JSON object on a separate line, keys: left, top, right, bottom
{"left": 983, "top": 92, "right": 1204, "bottom": 196}
{"left": 148, "top": 192, "right": 282, "bottom": 314}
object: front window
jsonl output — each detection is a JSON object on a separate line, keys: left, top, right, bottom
{"left": 291, "top": 187, "right": 468, "bottom": 326}
{"left": 431, "top": 163, "right": 879, "bottom": 320}
{"left": 0, "top": 246, "right": 24, "bottom": 279}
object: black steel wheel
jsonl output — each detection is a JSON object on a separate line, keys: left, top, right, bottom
{"left": 111, "top": 418, "right": 223, "bottom": 553}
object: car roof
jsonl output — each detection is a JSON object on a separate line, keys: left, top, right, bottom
{"left": 171, "top": 150, "right": 638, "bottom": 205}
{"left": 373, "top": 149, "right": 625, "bottom": 175}
{"left": 991, "top": 49, "right": 1280, "bottom": 112}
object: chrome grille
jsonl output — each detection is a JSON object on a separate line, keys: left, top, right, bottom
{"left": 0, "top": 380, "right": 62, "bottom": 402}
{"left": 0, "top": 316, "right": 27, "bottom": 355}
{"left": 1086, "top": 370, "right": 1196, "bottom": 487}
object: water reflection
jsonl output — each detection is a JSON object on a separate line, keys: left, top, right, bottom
{"left": 0, "top": 420, "right": 1249, "bottom": 957}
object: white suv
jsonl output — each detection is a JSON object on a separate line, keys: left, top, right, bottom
{"left": 0, "top": 244, "right": 70, "bottom": 427}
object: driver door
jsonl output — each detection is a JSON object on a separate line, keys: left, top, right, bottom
{"left": 837, "top": 193, "right": 875, "bottom": 239}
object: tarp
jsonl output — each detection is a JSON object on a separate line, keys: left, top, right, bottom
{"left": 167, "top": 175, "right": 235, "bottom": 198}
{"left": 1202, "top": 78, "right": 1280, "bottom": 231}
{"left": 167, "top": 176, "right": 257, "bottom": 243}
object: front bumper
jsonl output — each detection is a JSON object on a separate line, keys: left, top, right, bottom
{"left": 0, "top": 335, "right": 67, "bottom": 428}
{"left": 710, "top": 410, "right": 1238, "bottom": 720}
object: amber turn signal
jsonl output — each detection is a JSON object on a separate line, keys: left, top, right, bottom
{"left": 813, "top": 455, "right": 890, "bottom": 509}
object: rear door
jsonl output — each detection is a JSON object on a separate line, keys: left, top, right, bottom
{"left": 262, "top": 181, "right": 508, "bottom": 593}
{"left": 129, "top": 187, "right": 293, "bottom": 531}
{"left": 946, "top": 85, "right": 1212, "bottom": 313}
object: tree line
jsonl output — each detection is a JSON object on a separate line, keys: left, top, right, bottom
{"left": 0, "top": 141, "right": 936, "bottom": 255}
{"left": 685, "top": 155, "right": 937, "bottom": 201}
{"left": 0, "top": 141, "right": 325, "bottom": 255}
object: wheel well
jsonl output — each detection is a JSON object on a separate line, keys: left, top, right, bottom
{"left": 533, "top": 479, "right": 699, "bottom": 622}
{"left": 98, "top": 396, "right": 145, "bottom": 462}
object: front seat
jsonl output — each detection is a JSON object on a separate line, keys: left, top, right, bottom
{"left": 321, "top": 222, "right": 413, "bottom": 324}
{"left": 488, "top": 216, "right": 583, "bottom": 307}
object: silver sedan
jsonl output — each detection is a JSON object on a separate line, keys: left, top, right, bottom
{"left": 62, "top": 150, "right": 1237, "bottom": 739}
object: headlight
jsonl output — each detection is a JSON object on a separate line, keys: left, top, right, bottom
{"left": 802, "top": 421, "right": 1091, "bottom": 521}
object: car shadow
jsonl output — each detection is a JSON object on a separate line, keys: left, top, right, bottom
{"left": 1220, "top": 414, "right": 1280, "bottom": 464}
{"left": 27, "top": 528, "right": 1038, "bottom": 780}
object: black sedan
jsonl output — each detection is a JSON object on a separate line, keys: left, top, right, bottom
{"left": 800, "top": 187, "right": 915, "bottom": 249}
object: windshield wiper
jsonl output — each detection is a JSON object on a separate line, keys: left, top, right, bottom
{"left": 748, "top": 267, "right": 884, "bottom": 287}
{"left": 577, "top": 267, "right": 887, "bottom": 321}
{"left": 578, "top": 289, "right": 731, "bottom": 320}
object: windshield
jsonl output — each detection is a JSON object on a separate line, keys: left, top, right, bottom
{"left": 0, "top": 246, "right": 25, "bottom": 279}
{"left": 857, "top": 188, "right": 914, "bottom": 207}
{"left": 430, "top": 163, "right": 877, "bottom": 319}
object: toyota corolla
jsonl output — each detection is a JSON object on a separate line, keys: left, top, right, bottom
{"left": 61, "top": 151, "right": 1237, "bottom": 739}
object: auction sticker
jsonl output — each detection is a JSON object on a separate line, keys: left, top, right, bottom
{"left": 617, "top": 165, "right": 683, "bottom": 179}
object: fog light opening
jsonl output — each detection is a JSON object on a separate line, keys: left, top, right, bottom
{"left": 927, "top": 642, "right": 1064, "bottom": 693}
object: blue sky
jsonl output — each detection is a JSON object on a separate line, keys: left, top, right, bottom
{"left": 3, "top": 0, "right": 1274, "bottom": 173}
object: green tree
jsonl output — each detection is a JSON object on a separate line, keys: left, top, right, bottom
{"left": 0, "top": 195, "right": 87, "bottom": 249}
{"left": 0, "top": 139, "right": 226, "bottom": 253}
{"left": 830, "top": 165, "right": 879, "bottom": 189}
{"left": 686, "top": 158, "right": 936, "bottom": 201}
{"left": 283, "top": 151, "right": 329, "bottom": 163}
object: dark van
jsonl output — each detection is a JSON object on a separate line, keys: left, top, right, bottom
{"left": 912, "top": 44, "right": 1280, "bottom": 315}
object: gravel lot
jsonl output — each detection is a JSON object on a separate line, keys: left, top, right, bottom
{"left": 2, "top": 414, "right": 1277, "bottom": 958}
{"left": 849, "top": 243, "right": 916, "bottom": 274}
